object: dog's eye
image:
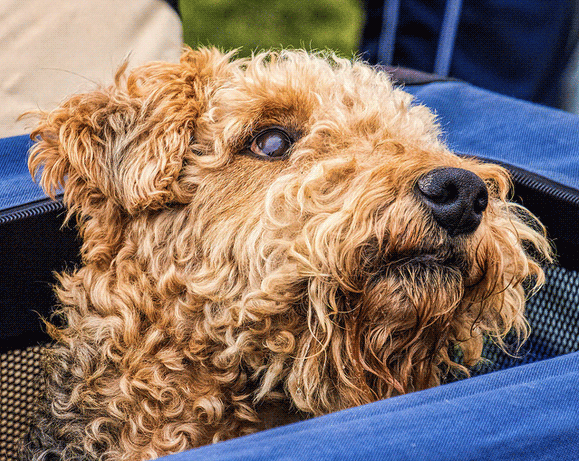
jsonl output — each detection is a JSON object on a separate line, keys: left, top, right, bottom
{"left": 249, "top": 128, "right": 293, "bottom": 160}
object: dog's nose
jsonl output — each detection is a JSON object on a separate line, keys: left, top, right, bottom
{"left": 416, "top": 167, "right": 488, "bottom": 236}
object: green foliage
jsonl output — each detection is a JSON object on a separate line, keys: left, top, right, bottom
{"left": 179, "top": 0, "right": 364, "bottom": 58}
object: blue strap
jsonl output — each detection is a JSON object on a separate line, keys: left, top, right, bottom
{"left": 434, "top": 0, "right": 463, "bottom": 76}
{"left": 377, "top": 0, "right": 400, "bottom": 66}
{"left": 378, "top": 0, "right": 463, "bottom": 76}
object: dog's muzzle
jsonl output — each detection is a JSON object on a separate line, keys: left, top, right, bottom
{"left": 416, "top": 167, "right": 488, "bottom": 236}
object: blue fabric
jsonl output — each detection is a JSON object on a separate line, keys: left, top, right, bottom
{"left": 433, "top": 0, "right": 463, "bottom": 76}
{"left": 377, "top": 0, "right": 400, "bottom": 65}
{"left": 0, "top": 134, "right": 45, "bottom": 212}
{"left": 360, "top": 0, "right": 577, "bottom": 108}
{"left": 378, "top": 0, "right": 465, "bottom": 75}
{"left": 159, "top": 351, "right": 579, "bottom": 461}
{"left": 405, "top": 81, "right": 579, "bottom": 191}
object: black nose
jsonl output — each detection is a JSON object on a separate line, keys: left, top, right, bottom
{"left": 416, "top": 167, "right": 488, "bottom": 236}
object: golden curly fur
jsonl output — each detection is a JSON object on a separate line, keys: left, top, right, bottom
{"left": 21, "top": 47, "right": 551, "bottom": 460}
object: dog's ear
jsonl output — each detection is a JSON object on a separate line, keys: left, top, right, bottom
{"left": 29, "top": 48, "right": 233, "bottom": 216}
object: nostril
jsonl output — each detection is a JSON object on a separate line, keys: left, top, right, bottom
{"left": 417, "top": 177, "right": 458, "bottom": 205}
{"left": 473, "top": 189, "right": 489, "bottom": 215}
{"left": 416, "top": 167, "right": 488, "bottom": 236}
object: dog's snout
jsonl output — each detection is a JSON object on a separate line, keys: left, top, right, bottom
{"left": 416, "top": 167, "right": 488, "bottom": 236}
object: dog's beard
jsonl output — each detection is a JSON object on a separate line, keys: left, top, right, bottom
{"left": 284, "top": 242, "right": 470, "bottom": 414}
{"left": 285, "top": 223, "right": 536, "bottom": 416}
{"left": 346, "top": 243, "right": 468, "bottom": 394}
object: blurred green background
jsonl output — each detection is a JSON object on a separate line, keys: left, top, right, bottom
{"left": 179, "top": 0, "right": 365, "bottom": 58}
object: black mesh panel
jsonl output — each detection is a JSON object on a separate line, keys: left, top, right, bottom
{"left": 473, "top": 265, "right": 579, "bottom": 375}
{"left": 0, "top": 346, "right": 44, "bottom": 461}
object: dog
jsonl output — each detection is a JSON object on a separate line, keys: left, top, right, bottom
{"left": 21, "top": 47, "right": 551, "bottom": 461}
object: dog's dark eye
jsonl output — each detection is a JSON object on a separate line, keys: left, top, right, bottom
{"left": 249, "top": 128, "right": 293, "bottom": 160}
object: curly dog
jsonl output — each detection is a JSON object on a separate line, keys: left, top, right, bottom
{"left": 21, "top": 48, "right": 551, "bottom": 460}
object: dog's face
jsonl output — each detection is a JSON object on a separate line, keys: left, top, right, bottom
{"left": 30, "top": 48, "right": 550, "bottom": 433}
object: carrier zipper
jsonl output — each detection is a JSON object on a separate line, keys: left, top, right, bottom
{"left": 0, "top": 196, "right": 64, "bottom": 225}
{"left": 502, "top": 163, "right": 579, "bottom": 207}
{"left": 1, "top": 163, "right": 576, "bottom": 229}
{"left": 464, "top": 153, "right": 579, "bottom": 207}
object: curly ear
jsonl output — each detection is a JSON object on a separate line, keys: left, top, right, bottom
{"left": 29, "top": 47, "right": 234, "bottom": 216}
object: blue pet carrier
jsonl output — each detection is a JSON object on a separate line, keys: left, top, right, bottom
{"left": 1, "top": 2, "right": 579, "bottom": 457}
{"left": 1, "top": 75, "right": 578, "bottom": 460}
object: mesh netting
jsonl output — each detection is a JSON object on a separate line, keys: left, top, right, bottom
{"left": 0, "top": 346, "right": 44, "bottom": 461}
{"left": 471, "top": 265, "right": 579, "bottom": 374}
{"left": 525, "top": 265, "right": 579, "bottom": 355}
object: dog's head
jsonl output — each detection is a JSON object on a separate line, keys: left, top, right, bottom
{"left": 30, "top": 48, "right": 551, "bottom": 417}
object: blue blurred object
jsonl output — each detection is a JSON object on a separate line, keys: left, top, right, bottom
{"left": 361, "top": 0, "right": 579, "bottom": 108}
{"left": 378, "top": 0, "right": 400, "bottom": 66}
{"left": 433, "top": 0, "right": 462, "bottom": 76}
